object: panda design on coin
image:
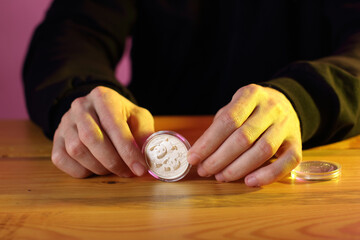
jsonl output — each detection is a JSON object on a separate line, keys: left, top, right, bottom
{"left": 148, "top": 139, "right": 181, "bottom": 171}
{"left": 143, "top": 131, "right": 191, "bottom": 182}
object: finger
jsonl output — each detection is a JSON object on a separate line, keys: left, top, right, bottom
{"left": 188, "top": 91, "right": 258, "bottom": 165}
{"left": 106, "top": 120, "right": 147, "bottom": 176}
{"left": 75, "top": 112, "right": 133, "bottom": 177}
{"left": 197, "top": 106, "right": 273, "bottom": 177}
{"left": 70, "top": 96, "right": 132, "bottom": 177}
{"left": 51, "top": 132, "right": 92, "bottom": 178}
{"left": 215, "top": 123, "right": 285, "bottom": 182}
{"left": 63, "top": 124, "right": 110, "bottom": 176}
{"left": 244, "top": 142, "right": 302, "bottom": 187}
{"left": 92, "top": 92, "right": 147, "bottom": 176}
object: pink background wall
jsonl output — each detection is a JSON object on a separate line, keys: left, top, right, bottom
{"left": 0, "top": 0, "right": 131, "bottom": 119}
{"left": 0, "top": 0, "right": 51, "bottom": 119}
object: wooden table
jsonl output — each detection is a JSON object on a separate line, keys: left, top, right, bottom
{"left": 0, "top": 116, "right": 359, "bottom": 240}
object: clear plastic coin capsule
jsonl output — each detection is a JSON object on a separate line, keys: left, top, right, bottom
{"left": 142, "top": 131, "right": 192, "bottom": 182}
{"left": 291, "top": 161, "right": 341, "bottom": 181}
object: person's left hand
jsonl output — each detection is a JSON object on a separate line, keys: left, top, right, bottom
{"left": 187, "top": 84, "right": 302, "bottom": 187}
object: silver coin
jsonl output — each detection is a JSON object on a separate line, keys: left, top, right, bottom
{"left": 142, "top": 131, "right": 191, "bottom": 182}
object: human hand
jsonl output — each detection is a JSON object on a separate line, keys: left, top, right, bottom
{"left": 187, "top": 84, "right": 302, "bottom": 186}
{"left": 51, "top": 86, "right": 154, "bottom": 178}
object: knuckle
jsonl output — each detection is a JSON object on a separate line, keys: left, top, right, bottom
{"left": 121, "top": 143, "right": 138, "bottom": 161}
{"left": 214, "top": 106, "right": 225, "bottom": 120}
{"left": 90, "top": 86, "right": 107, "bottom": 99}
{"left": 66, "top": 139, "right": 86, "bottom": 158}
{"left": 222, "top": 168, "right": 238, "bottom": 182}
{"left": 194, "top": 140, "right": 212, "bottom": 160}
{"left": 70, "top": 97, "right": 86, "bottom": 111}
{"left": 219, "top": 111, "right": 239, "bottom": 131}
{"left": 136, "top": 106, "right": 150, "bottom": 115}
{"left": 234, "top": 84, "right": 257, "bottom": 96}
{"left": 232, "top": 89, "right": 243, "bottom": 101}
{"left": 234, "top": 130, "right": 254, "bottom": 148}
{"left": 99, "top": 114, "right": 117, "bottom": 131}
{"left": 257, "top": 166, "right": 281, "bottom": 186}
{"left": 142, "top": 108, "right": 154, "bottom": 121}
{"left": 264, "top": 167, "right": 277, "bottom": 183}
{"left": 241, "top": 84, "right": 261, "bottom": 96}
{"left": 267, "top": 98, "right": 278, "bottom": 108}
{"left": 232, "top": 84, "right": 262, "bottom": 102}
{"left": 88, "top": 164, "right": 109, "bottom": 176}
{"left": 136, "top": 107, "right": 154, "bottom": 122}
{"left": 78, "top": 128, "right": 101, "bottom": 146}
{"left": 95, "top": 169, "right": 110, "bottom": 176}
{"left": 53, "top": 128, "right": 61, "bottom": 140}
{"left": 291, "top": 149, "right": 302, "bottom": 165}
{"left": 247, "top": 83, "right": 261, "bottom": 92}
{"left": 268, "top": 99, "right": 284, "bottom": 116}
{"left": 51, "top": 151, "right": 64, "bottom": 167}
{"left": 51, "top": 148, "right": 92, "bottom": 179}
{"left": 106, "top": 161, "right": 121, "bottom": 172}
{"left": 202, "top": 159, "right": 217, "bottom": 174}
{"left": 71, "top": 170, "right": 91, "bottom": 179}
{"left": 59, "top": 111, "right": 71, "bottom": 126}
{"left": 258, "top": 140, "right": 276, "bottom": 159}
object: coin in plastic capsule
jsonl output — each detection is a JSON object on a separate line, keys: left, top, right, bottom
{"left": 142, "top": 131, "right": 192, "bottom": 182}
{"left": 291, "top": 161, "right": 341, "bottom": 181}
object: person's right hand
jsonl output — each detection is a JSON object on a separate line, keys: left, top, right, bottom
{"left": 51, "top": 86, "right": 155, "bottom": 178}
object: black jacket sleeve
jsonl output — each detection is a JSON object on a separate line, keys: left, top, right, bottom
{"left": 22, "top": 0, "right": 136, "bottom": 139}
{"left": 264, "top": 1, "right": 360, "bottom": 148}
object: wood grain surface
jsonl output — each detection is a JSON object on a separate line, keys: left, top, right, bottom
{"left": 0, "top": 117, "right": 359, "bottom": 240}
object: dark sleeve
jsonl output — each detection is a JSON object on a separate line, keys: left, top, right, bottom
{"left": 22, "top": 0, "right": 137, "bottom": 139}
{"left": 263, "top": 1, "right": 360, "bottom": 149}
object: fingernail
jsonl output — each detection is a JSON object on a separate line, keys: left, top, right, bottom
{"left": 197, "top": 165, "right": 208, "bottom": 177}
{"left": 187, "top": 152, "right": 201, "bottom": 165}
{"left": 215, "top": 173, "right": 226, "bottom": 182}
{"left": 132, "top": 162, "right": 146, "bottom": 176}
{"left": 246, "top": 176, "right": 259, "bottom": 187}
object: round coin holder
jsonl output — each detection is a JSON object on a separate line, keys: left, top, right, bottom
{"left": 291, "top": 161, "right": 341, "bottom": 181}
{"left": 142, "top": 131, "right": 192, "bottom": 182}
